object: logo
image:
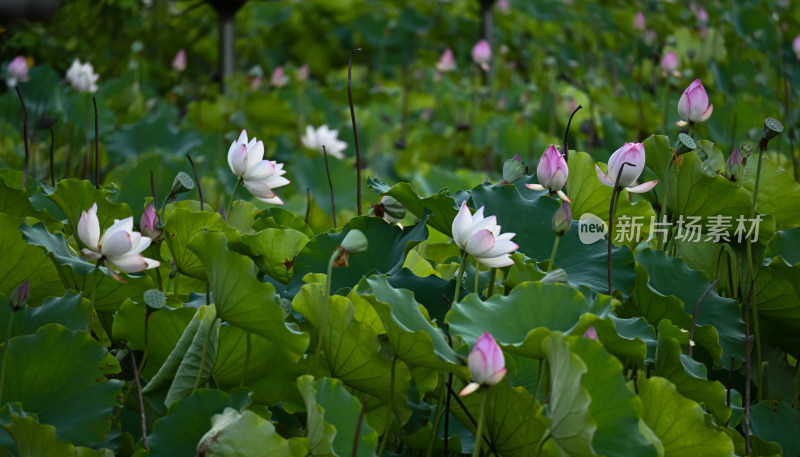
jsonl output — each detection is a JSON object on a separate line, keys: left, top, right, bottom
{"left": 578, "top": 213, "right": 608, "bottom": 244}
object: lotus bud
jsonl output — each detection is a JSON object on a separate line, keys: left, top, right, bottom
{"left": 677, "top": 79, "right": 713, "bottom": 125}
{"left": 270, "top": 66, "right": 288, "bottom": 88}
{"left": 459, "top": 332, "right": 507, "bottom": 396}
{"left": 660, "top": 51, "right": 678, "bottom": 73}
{"left": 726, "top": 148, "right": 743, "bottom": 182}
{"left": 10, "top": 280, "right": 29, "bottom": 311}
{"left": 6, "top": 56, "right": 30, "bottom": 87}
{"left": 297, "top": 64, "right": 309, "bottom": 82}
{"left": 172, "top": 49, "right": 186, "bottom": 72}
{"left": 633, "top": 11, "right": 646, "bottom": 31}
{"left": 471, "top": 39, "right": 491, "bottom": 71}
{"left": 552, "top": 201, "right": 572, "bottom": 236}
{"left": 584, "top": 326, "right": 599, "bottom": 341}
{"left": 375, "top": 196, "right": 406, "bottom": 224}
{"left": 436, "top": 48, "right": 456, "bottom": 73}
{"left": 595, "top": 142, "right": 658, "bottom": 193}
{"left": 140, "top": 203, "right": 161, "bottom": 240}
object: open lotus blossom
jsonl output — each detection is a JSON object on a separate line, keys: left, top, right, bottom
{"left": 452, "top": 201, "right": 518, "bottom": 268}
{"left": 78, "top": 203, "right": 160, "bottom": 273}
{"left": 301, "top": 125, "right": 347, "bottom": 160}
{"left": 460, "top": 332, "right": 507, "bottom": 396}
{"left": 526, "top": 145, "right": 570, "bottom": 202}
{"left": 676, "top": 79, "right": 713, "bottom": 126}
{"left": 471, "top": 39, "right": 491, "bottom": 71}
{"left": 436, "top": 48, "right": 456, "bottom": 72}
{"left": 172, "top": 49, "right": 186, "bottom": 72}
{"left": 6, "top": 56, "right": 30, "bottom": 87}
{"left": 270, "top": 66, "right": 288, "bottom": 88}
{"left": 227, "top": 130, "right": 289, "bottom": 204}
{"left": 595, "top": 142, "right": 658, "bottom": 193}
{"left": 66, "top": 59, "right": 99, "bottom": 93}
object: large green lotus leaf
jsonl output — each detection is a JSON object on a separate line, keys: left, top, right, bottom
{"left": 629, "top": 249, "right": 745, "bottom": 365}
{"left": 1, "top": 217, "right": 64, "bottom": 306}
{"left": 387, "top": 268, "right": 466, "bottom": 327}
{"left": 741, "top": 154, "right": 800, "bottom": 231}
{"left": 213, "top": 325, "right": 303, "bottom": 406}
{"left": 468, "top": 185, "right": 636, "bottom": 297}
{"left": 226, "top": 200, "right": 262, "bottom": 235}
{"left": 654, "top": 326, "right": 730, "bottom": 424}
{"left": 447, "top": 282, "right": 592, "bottom": 359}
{"left": 569, "top": 337, "right": 658, "bottom": 457}
{"left": 196, "top": 407, "right": 291, "bottom": 457}
{"left": 18, "top": 220, "right": 95, "bottom": 276}
{"left": 297, "top": 376, "right": 378, "bottom": 457}
{"left": 750, "top": 400, "right": 800, "bottom": 457}
{"left": 147, "top": 389, "right": 250, "bottom": 457}
{"left": 569, "top": 313, "right": 654, "bottom": 370}
{"left": 765, "top": 227, "right": 800, "bottom": 265}
{"left": 567, "top": 151, "right": 656, "bottom": 245}
{"left": 44, "top": 178, "right": 133, "bottom": 245}
{"left": 367, "top": 177, "right": 459, "bottom": 236}
{"left": 163, "top": 209, "right": 240, "bottom": 280}
{"left": 0, "top": 406, "right": 113, "bottom": 457}
{"left": 0, "top": 291, "right": 90, "bottom": 340}
{"left": 188, "top": 231, "right": 309, "bottom": 359}
{"left": 637, "top": 376, "right": 734, "bottom": 457}
{"left": 448, "top": 380, "right": 548, "bottom": 456}
{"left": 287, "top": 216, "right": 429, "bottom": 296}
{"left": 542, "top": 333, "right": 597, "bottom": 457}
{"left": 292, "top": 282, "right": 412, "bottom": 422}
{"left": 2, "top": 324, "right": 122, "bottom": 447}
{"left": 355, "top": 275, "right": 464, "bottom": 375}
{"left": 0, "top": 177, "right": 61, "bottom": 231}
{"left": 241, "top": 228, "right": 309, "bottom": 284}
{"left": 643, "top": 135, "right": 674, "bottom": 180}
{"left": 165, "top": 305, "right": 220, "bottom": 407}
{"left": 755, "top": 257, "right": 800, "bottom": 353}
{"left": 253, "top": 207, "right": 315, "bottom": 239}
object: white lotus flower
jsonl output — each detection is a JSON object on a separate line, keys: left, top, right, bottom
{"left": 66, "top": 59, "right": 99, "bottom": 93}
{"left": 78, "top": 203, "right": 160, "bottom": 273}
{"left": 227, "top": 129, "right": 289, "bottom": 204}
{"left": 452, "top": 201, "right": 518, "bottom": 268}
{"left": 301, "top": 125, "right": 347, "bottom": 160}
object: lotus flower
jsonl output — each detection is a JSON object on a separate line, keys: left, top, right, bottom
{"left": 78, "top": 203, "right": 160, "bottom": 273}
{"left": 727, "top": 148, "right": 743, "bottom": 182}
{"left": 595, "top": 142, "right": 658, "bottom": 193}
{"left": 270, "top": 66, "right": 288, "bottom": 88}
{"left": 172, "top": 49, "right": 186, "bottom": 72}
{"left": 65, "top": 59, "right": 99, "bottom": 93}
{"left": 452, "top": 201, "right": 518, "bottom": 268}
{"left": 661, "top": 51, "right": 678, "bottom": 74}
{"left": 6, "top": 56, "right": 29, "bottom": 87}
{"left": 472, "top": 39, "right": 491, "bottom": 71}
{"left": 552, "top": 201, "right": 572, "bottom": 236}
{"left": 301, "top": 125, "right": 347, "bottom": 160}
{"left": 227, "top": 130, "right": 289, "bottom": 204}
{"left": 140, "top": 203, "right": 161, "bottom": 240}
{"left": 633, "top": 11, "right": 646, "bottom": 31}
{"left": 525, "top": 145, "right": 570, "bottom": 202}
{"left": 677, "top": 79, "right": 713, "bottom": 125}
{"left": 794, "top": 35, "right": 800, "bottom": 60}
{"left": 436, "top": 48, "right": 456, "bottom": 72}
{"left": 584, "top": 326, "right": 599, "bottom": 341}
{"left": 459, "top": 332, "right": 507, "bottom": 396}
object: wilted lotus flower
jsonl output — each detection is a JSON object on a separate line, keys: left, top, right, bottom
{"left": 526, "top": 145, "right": 570, "bottom": 202}
{"left": 794, "top": 35, "right": 800, "bottom": 60}
{"left": 436, "top": 48, "right": 456, "bottom": 73}
{"left": 297, "top": 64, "right": 309, "bottom": 82}
{"left": 595, "top": 142, "right": 658, "bottom": 193}
{"left": 140, "top": 203, "right": 161, "bottom": 240}
{"left": 677, "top": 79, "right": 713, "bottom": 125}
{"left": 66, "top": 59, "right": 99, "bottom": 93}
{"left": 452, "top": 202, "right": 518, "bottom": 268}
{"left": 661, "top": 51, "right": 679, "bottom": 75}
{"left": 172, "top": 49, "right": 186, "bottom": 72}
{"left": 78, "top": 203, "right": 160, "bottom": 274}
{"left": 301, "top": 125, "right": 347, "bottom": 160}
{"left": 6, "top": 56, "right": 30, "bottom": 87}
{"left": 459, "top": 332, "right": 507, "bottom": 396}
{"left": 472, "top": 39, "right": 491, "bottom": 71}
{"left": 270, "top": 66, "right": 288, "bottom": 88}
{"left": 633, "top": 11, "right": 646, "bottom": 31}
{"left": 227, "top": 130, "right": 290, "bottom": 204}
{"left": 726, "top": 148, "right": 743, "bottom": 182}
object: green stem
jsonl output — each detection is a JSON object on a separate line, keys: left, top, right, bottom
{"left": 661, "top": 83, "right": 669, "bottom": 135}
{"left": 688, "top": 121, "right": 695, "bottom": 139}
{"left": 378, "top": 357, "right": 397, "bottom": 457}
{"left": 0, "top": 311, "right": 16, "bottom": 405}
{"left": 149, "top": 244, "right": 163, "bottom": 292}
{"left": 472, "top": 387, "right": 490, "bottom": 457}
{"left": 473, "top": 259, "right": 480, "bottom": 295}
{"left": 87, "top": 264, "right": 101, "bottom": 333}
{"left": 425, "top": 379, "right": 449, "bottom": 457}
{"left": 794, "top": 357, "right": 800, "bottom": 410}
{"left": 227, "top": 177, "right": 242, "bottom": 218}
{"left": 314, "top": 250, "right": 340, "bottom": 378}
{"left": 240, "top": 332, "right": 251, "bottom": 387}
{"left": 486, "top": 268, "right": 497, "bottom": 298}
{"left": 548, "top": 236, "right": 561, "bottom": 272}
{"left": 453, "top": 250, "right": 469, "bottom": 304}
{"left": 191, "top": 315, "right": 218, "bottom": 395}
{"left": 748, "top": 144, "right": 767, "bottom": 401}
{"left": 535, "top": 432, "right": 552, "bottom": 457}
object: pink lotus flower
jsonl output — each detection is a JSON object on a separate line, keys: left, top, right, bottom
{"left": 460, "top": 332, "right": 507, "bottom": 396}
{"left": 661, "top": 51, "right": 678, "bottom": 73}
{"left": 6, "top": 56, "right": 30, "bottom": 87}
{"left": 227, "top": 130, "right": 289, "bottom": 204}
{"left": 526, "top": 145, "right": 570, "bottom": 202}
{"left": 172, "top": 49, "right": 186, "bottom": 72}
{"left": 436, "top": 48, "right": 456, "bottom": 73}
{"left": 452, "top": 202, "right": 518, "bottom": 268}
{"left": 595, "top": 142, "right": 658, "bottom": 193}
{"left": 727, "top": 148, "right": 743, "bottom": 181}
{"left": 472, "top": 39, "right": 491, "bottom": 71}
{"left": 793, "top": 35, "right": 800, "bottom": 60}
{"left": 584, "top": 326, "right": 599, "bottom": 341}
{"left": 496, "top": 0, "right": 510, "bottom": 13}
{"left": 140, "top": 203, "right": 161, "bottom": 240}
{"left": 78, "top": 203, "right": 160, "bottom": 273}
{"left": 677, "top": 79, "right": 713, "bottom": 125}
{"left": 633, "top": 11, "right": 646, "bottom": 31}
{"left": 270, "top": 66, "right": 288, "bottom": 88}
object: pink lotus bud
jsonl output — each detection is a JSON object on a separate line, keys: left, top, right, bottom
{"left": 552, "top": 201, "right": 572, "bottom": 236}
{"left": 661, "top": 51, "right": 678, "bottom": 73}
{"left": 436, "top": 48, "right": 456, "bottom": 73}
{"left": 497, "top": 0, "right": 510, "bottom": 12}
{"left": 526, "top": 145, "right": 568, "bottom": 194}
{"left": 10, "top": 280, "right": 29, "bottom": 310}
{"left": 633, "top": 11, "right": 646, "bottom": 31}
{"left": 471, "top": 39, "right": 491, "bottom": 69}
{"left": 726, "top": 148, "right": 743, "bottom": 181}
{"left": 459, "top": 332, "right": 507, "bottom": 396}
{"left": 595, "top": 142, "right": 658, "bottom": 193}
{"left": 271, "top": 66, "right": 288, "bottom": 88}
{"left": 677, "top": 79, "right": 713, "bottom": 124}
{"left": 584, "top": 326, "right": 599, "bottom": 341}
{"left": 172, "top": 49, "right": 186, "bottom": 72}
{"left": 696, "top": 7, "right": 708, "bottom": 23}
{"left": 6, "top": 56, "right": 30, "bottom": 87}
{"left": 297, "top": 64, "right": 309, "bottom": 82}
{"left": 793, "top": 35, "right": 800, "bottom": 60}
{"left": 140, "top": 203, "right": 161, "bottom": 239}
